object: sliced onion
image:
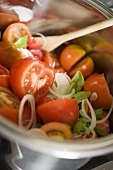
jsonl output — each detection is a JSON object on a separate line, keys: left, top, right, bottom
{"left": 82, "top": 99, "right": 91, "bottom": 121}
{"left": 18, "top": 94, "right": 36, "bottom": 130}
{"left": 72, "top": 132, "right": 84, "bottom": 139}
{"left": 28, "top": 128, "right": 47, "bottom": 138}
{"left": 49, "top": 87, "right": 75, "bottom": 99}
{"left": 83, "top": 129, "right": 96, "bottom": 140}
{"left": 97, "top": 96, "right": 113, "bottom": 124}
{"left": 90, "top": 92, "right": 97, "bottom": 102}
{"left": 85, "top": 99, "right": 97, "bottom": 130}
{"left": 82, "top": 99, "right": 97, "bottom": 130}
{"left": 35, "top": 32, "right": 46, "bottom": 49}
{"left": 52, "top": 72, "right": 71, "bottom": 95}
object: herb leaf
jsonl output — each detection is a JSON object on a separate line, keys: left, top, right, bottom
{"left": 73, "top": 117, "right": 90, "bottom": 134}
{"left": 74, "top": 91, "right": 91, "bottom": 103}
{"left": 94, "top": 125, "right": 108, "bottom": 136}
{"left": 67, "top": 71, "right": 85, "bottom": 94}
{"left": 14, "top": 35, "right": 28, "bottom": 48}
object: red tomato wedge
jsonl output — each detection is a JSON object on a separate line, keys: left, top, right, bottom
{"left": 37, "top": 98, "right": 79, "bottom": 126}
{"left": 83, "top": 73, "right": 112, "bottom": 109}
{"left": 9, "top": 58, "right": 55, "bottom": 101}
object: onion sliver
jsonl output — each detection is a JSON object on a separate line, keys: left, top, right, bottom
{"left": 18, "top": 94, "right": 36, "bottom": 129}
{"left": 28, "top": 128, "right": 47, "bottom": 138}
{"left": 82, "top": 99, "right": 97, "bottom": 130}
{"left": 52, "top": 73, "right": 71, "bottom": 95}
{"left": 83, "top": 129, "right": 96, "bottom": 140}
{"left": 36, "top": 32, "right": 46, "bottom": 49}
{"left": 49, "top": 87, "right": 75, "bottom": 99}
{"left": 82, "top": 99, "right": 91, "bottom": 121}
{"left": 97, "top": 96, "right": 113, "bottom": 124}
{"left": 86, "top": 99, "right": 97, "bottom": 130}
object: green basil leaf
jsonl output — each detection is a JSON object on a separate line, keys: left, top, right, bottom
{"left": 74, "top": 91, "right": 91, "bottom": 103}
{"left": 95, "top": 108, "right": 103, "bottom": 119}
{"left": 14, "top": 35, "right": 28, "bottom": 48}
{"left": 73, "top": 117, "right": 90, "bottom": 134}
{"left": 67, "top": 71, "right": 85, "bottom": 94}
{"left": 94, "top": 125, "right": 108, "bottom": 136}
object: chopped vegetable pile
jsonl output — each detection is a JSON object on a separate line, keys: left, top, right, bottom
{"left": 0, "top": 21, "right": 113, "bottom": 141}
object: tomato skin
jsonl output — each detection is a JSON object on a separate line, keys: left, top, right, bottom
{"left": 0, "top": 41, "right": 26, "bottom": 69}
{"left": 0, "top": 104, "right": 32, "bottom": 125}
{"left": 60, "top": 44, "right": 86, "bottom": 71}
{"left": 40, "top": 122, "right": 73, "bottom": 139}
{"left": 0, "top": 75, "right": 10, "bottom": 89}
{"left": 37, "top": 98, "right": 79, "bottom": 126}
{"left": 29, "top": 49, "right": 43, "bottom": 60}
{"left": 28, "top": 36, "right": 42, "bottom": 49}
{"left": 37, "top": 97, "right": 53, "bottom": 106}
{"left": 9, "top": 58, "right": 55, "bottom": 101}
{"left": 83, "top": 73, "right": 112, "bottom": 109}
{"left": 0, "top": 107, "right": 18, "bottom": 124}
{"left": 2, "top": 22, "right": 31, "bottom": 43}
{"left": 69, "top": 57, "right": 94, "bottom": 78}
{"left": 0, "top": 12, "right": 20, "bottom": 31}
{"left": 0, "top": 64, "right": 9, "bottom": 75}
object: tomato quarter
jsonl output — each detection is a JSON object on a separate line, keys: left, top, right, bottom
{"left": 37, "top": 98, "right": 79, "bottom": 126}
{"left": 83, "top": 73, "right": 112, "bottom": 109}
{"left": 9, "top": 58, "right": 55, "bottom": 101}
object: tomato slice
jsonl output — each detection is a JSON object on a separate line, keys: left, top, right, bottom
{"left": 83, "top": 73, "right": 112, "bottom": 109}
{"left": 9, "top": 58, "right": 55, "bottom": 101}
{"left": 40, "top": 122, "right": 73, "bottom": 139}
{"left": 2, "top": 22, "right": 31, "bottom": 43}
{"left": 37, "top": 98, "right": 79, "bottom": 126}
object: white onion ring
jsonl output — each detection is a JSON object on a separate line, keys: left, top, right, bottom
{"left": 18, "top": 94, "right": 36, "bottom": 129}
{"left": 82, "top": 99, "right": 97, "bottom": 130}
{"left": 35, "top": 32, "right": 46, "bottom": 49}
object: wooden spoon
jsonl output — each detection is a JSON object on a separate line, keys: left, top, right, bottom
{"left": 35, "top": 18, "right": 113, "bottom": 52}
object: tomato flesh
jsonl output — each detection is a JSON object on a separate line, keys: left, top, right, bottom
{"left": 9, "top": 58, "right": 55, "bottom": 101}
{"left": 37, "top": 98, "right": 79, "bottom": 126}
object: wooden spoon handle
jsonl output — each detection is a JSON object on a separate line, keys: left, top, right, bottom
{"left": 36, "top": 18, "right": 113, "bottom": 52}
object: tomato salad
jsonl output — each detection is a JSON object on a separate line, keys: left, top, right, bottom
{"left": 0, "top": 22, "right": 113, "bottom": 141}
